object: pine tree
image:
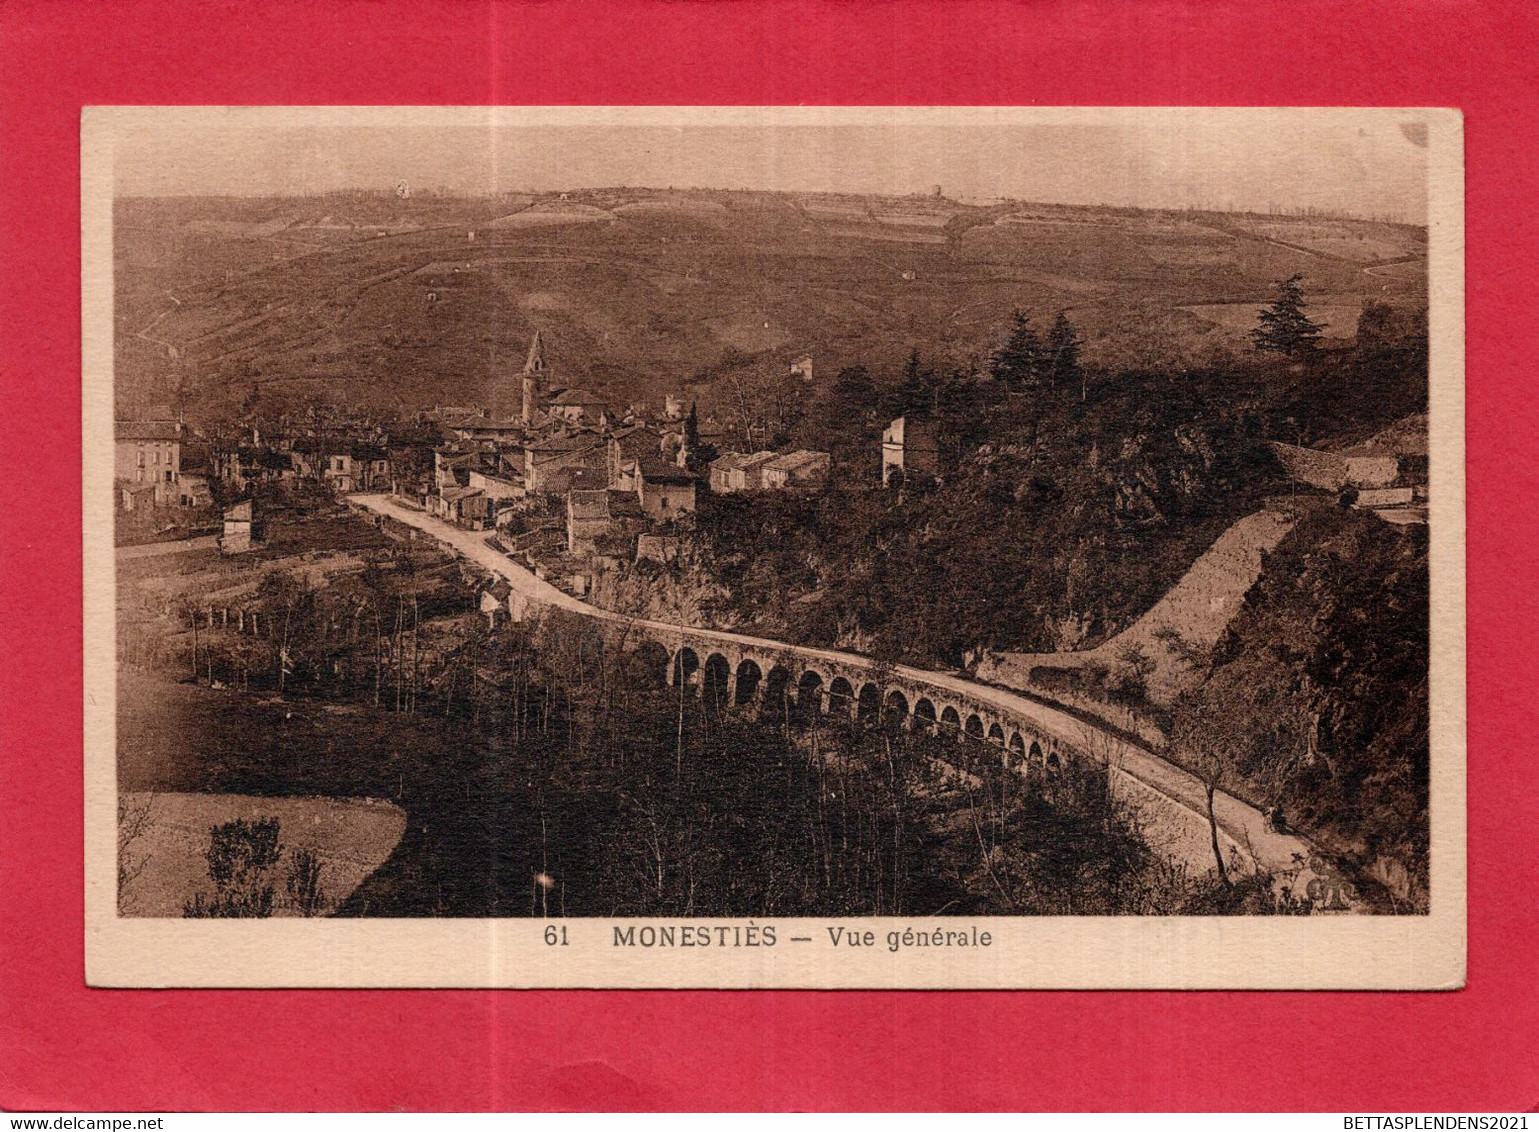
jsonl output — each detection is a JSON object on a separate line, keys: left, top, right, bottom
{"left": 1046, "top": 311, "right": 1084, "bottom": 398}
{"left": 896, "top": 347, "right": 938, "bottom": 415}
{"left": 684, "top": 402, "right": 700, "bottom": 454}
{"left": 682, "top": 402, "right": 710, "bottom": 471}
{"left": 990, "top": 310, "right": 1043, "bottom": 391}
{"left": 1252, "top": 274, "right": 1325, "bottom": 357}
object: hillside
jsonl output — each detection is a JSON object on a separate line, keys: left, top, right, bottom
{"left": 113, "top": 189, "right": 1427, "bottom": 421}
{"left": 1170, "top": 506, "right": 1430, "bottom": 907}
{"left": 978, "top": 507, "right": 1302, "bottom": 705}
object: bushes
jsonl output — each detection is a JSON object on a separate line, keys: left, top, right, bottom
{"left": 183, "top": 817, "right": 283, "bottom": 918}
{"left": 183, "top": 817, "right": 330, "bottom": 918}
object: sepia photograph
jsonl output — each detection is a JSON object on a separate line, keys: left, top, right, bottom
{"left": 82, "top": 106, "right": 1464, "bottom": 987}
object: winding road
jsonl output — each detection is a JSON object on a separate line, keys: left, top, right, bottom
{"left": 350, "top": 493, "right": 1323, "bottom": 887}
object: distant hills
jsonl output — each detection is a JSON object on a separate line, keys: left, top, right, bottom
{"left": 114, "top": 188, "right": 1427, "bottom": 423}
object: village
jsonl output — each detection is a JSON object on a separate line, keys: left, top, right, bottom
{"left": 115, "top": 320, "right": 1428, "bottom": 615}
{"left": 114, "top": 331, "right": 846, "bottom": 609}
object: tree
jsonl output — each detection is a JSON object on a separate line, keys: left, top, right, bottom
{"left": 805, "top": 365, "right": 883, "bottom": 472}
{"left": 683, "top": 402, "right": 700, "bottom": 457}
{"left": 990, "top": 310, "right": 1043, "bottom": 390}
{"left": 1251, "top": 274, "right": 1325, "bottom": 357}
{"left": 256, "top": 569, "right": 309, "bottom": 694}
{"left": 893, "top": 348, "right": 939, "bottom": 418}
{"left": 1170, "top": 695, "right": 1238, "bottom": 887}
{"left": 1354, "top": 299, "right": 1426, "bottom": 359}
{"left": 175, "top": 597, "right": 203, "bottom": 683}
{"left": 1046, "top": 311, "right": 1084, "bottom": 399}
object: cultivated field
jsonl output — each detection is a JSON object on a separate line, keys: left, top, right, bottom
{"left": 115, "top": 190, "right": 1427, "bottom": 420}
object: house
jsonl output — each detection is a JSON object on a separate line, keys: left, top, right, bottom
{"left": 789, "top": 354, "right": 814, "bottom": 383}
{"left": 466, "top": 463, "right": 525, "bottom": 512}
{"left": 606, "top": 424, "right": 665, "bottom": 491}
{"left": 434, "top": 445, "right": 479, "bottom": 490}
{"left": 117, "top": 481, "right": 157, "bottom": 512}
{"left": 115, "top": 419, "right": 182, "bottom": 505}
{"left": 708, "top": 451, "right": 777, "bottom": 493}
{"left": 566, "top": 489, "right": 613, "bottom": 556}
{"left": 547, "top": 388, "right": 611, "bottom": 428}
{"left": 566, "top": 484, "right": 648, "bottom": 560}
{"left": 636, "top": 533, "right": 682, "bottom": 565}
{"left": 218, "top": 443, "right": 291, "bottom": 491}
{"left": 176, "top": 473, "right": 214, "bottom": 509}
{"left": 525, "top": 434, "right": 606, "bottom": 495}
{"left": 881, "top": 415, "right": 941, "bottom": 486}
{"left": 697, "top": 416, "right": 730, "bottom": 449}
{"left": 288, "top": 436, "right": 325, "bottom": 480}
{"left": 635, "top": 455, "right": 698, "bottom": 518}
{"left": 219, "top": 499, "right": 263, "bottom": 554}
{"left": 760, "top": 449, "right": 831, "bottom": 490}
{"left": 443, "top": 415, "right": 525, "bottom": 445}
{"left": 321, "top": 444, "right": 389, "bottom": 494}
{"left": 438, "top": 485, "right": 488, "bottom": 528}
{"left": 469, "top": 451, "right": 528, "bottom": 526}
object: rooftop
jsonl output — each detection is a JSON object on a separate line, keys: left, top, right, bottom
{"left": 765, "top": 448, "right": 830, "bottom": 471}
{"left": 527, "top": 433, "right": 603, "bottom": 454}
{"left": 116, "top": 420, "right": 181, "bottom": 442}
{"left": 568, "top": 466, "right": 610, "bottom": 491}
{"left": 638, "top": 454, "right": 699, "bottom": 484}
{"left": 550, "top": 389, "right": 609, "bottom": 408}
{"left": 567, "top": 489, "right": 611, "bottom": 521}
{"left": 710, "top": 450, "right": 777, "bottom": 473}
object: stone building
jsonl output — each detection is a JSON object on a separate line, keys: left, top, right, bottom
{"left": 635, "top": 455, "right": 698, "bottom": 518}
{"left": 566, "top": 489, "right": 613, "bottom": 556}
{"left": 547, "top": 389, "right": 611, "bottom": 428}
{"left": 321, "top": 444, "right": 389, "bottom": 494}
{"left": 606, "top": 424, "right": 666, "bottom": 492}
{"left": 881, "top": 415, "right": 941, "bottom": 486}
{"left": 218, "top": 498, "right": 263, "bottom": 554}
{"left": 525, "top": 434, "right": 607, "bottom": 495}
{"left": 760, "top": 449, "right": 831, "bottom": 490}
{"left": 115, "top": 419, "right": 182, "bottom": 505}
{"left": 708, "top": 450, "right": 777, "bottom": 493}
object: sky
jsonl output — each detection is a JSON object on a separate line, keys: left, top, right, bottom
{"left": 108, "top": 109, "right": 1431, "bottom": 222}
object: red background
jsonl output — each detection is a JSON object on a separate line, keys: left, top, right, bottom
{"left": 1, "top": 0, "right": 1535, "bottom": 1112}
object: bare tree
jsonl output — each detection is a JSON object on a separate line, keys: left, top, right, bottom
{"left": 117, "top": 795, "right": 156, "bottom": 914}
{"left": 1171, "top": 696, "right": 1235, "bottom": 887}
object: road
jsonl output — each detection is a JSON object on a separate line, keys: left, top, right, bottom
{"left": 116, "top": 535, "right": 220, "bottom": 560}
{"left": 350, "top": 493, "right": 1321, "bottom": 883}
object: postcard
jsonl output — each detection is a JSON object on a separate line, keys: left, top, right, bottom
{"left": 83, "top": 105, "right": 1464, "bottom": 987}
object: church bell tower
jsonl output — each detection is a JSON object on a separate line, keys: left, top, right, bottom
{"left": 521, "top": 330, "right": 547, "bottom": 426}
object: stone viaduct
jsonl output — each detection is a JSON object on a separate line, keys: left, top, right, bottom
{"left": 638, "top": 630, "right": 1067, "bottom": 776}
{"left": 356, "top": 492, "right": 1321, "bottom": 882}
